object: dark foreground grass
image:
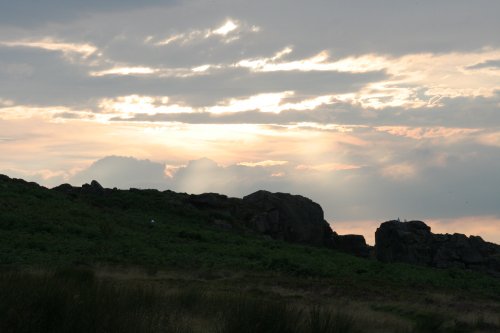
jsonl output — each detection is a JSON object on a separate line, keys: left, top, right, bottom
{"left": 1, "top": 268, "right": 499, "bottom": 333}
{"left": 0, "top": 268, "right": 364, "bottom": 333}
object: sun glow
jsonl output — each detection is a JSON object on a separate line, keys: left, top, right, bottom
{"left": 99, "top": 95, "right": 194, "bottom": 118}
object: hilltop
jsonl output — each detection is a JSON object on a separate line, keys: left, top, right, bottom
{"left": 1, "top": 174, "right": 500, "bottom": 332}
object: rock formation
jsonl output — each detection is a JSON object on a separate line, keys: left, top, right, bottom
{"left": 241, "top": 190, "right": 371, "bottom": 257}
{"left": 242, "top": 190, "right": 334, "bottom": 247}
{"left": 82, "top": 180, "right": 105, "bottom": 194}
{"left": 332, "top": 233, "right": 371, "bottom": 258}
{"left": 375, "top": 220, "right": 500, "bottom": 276}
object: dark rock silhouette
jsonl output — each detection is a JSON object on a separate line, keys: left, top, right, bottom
{"left": 186, "top": 189, "right": 370, "bottom": 256}
{"left": 375, "top": 220, "right": 433, "bottom": 264}
{"left": 82, "top": 180, "right": 105, "bottom": 194}
{"left": 52, "top": 183, "right": 76, "bottom": 194}
{"left": 242, "top": 190, "right": 334, "bottom": 247}
{"left": 332, "top": 233, "right": 370, "bottom": 258}
{"left": 376, "top": 220, "right": 500, "bottom": 276}
{"left": 188, "top": 193, "right": 229, "bottom": 209}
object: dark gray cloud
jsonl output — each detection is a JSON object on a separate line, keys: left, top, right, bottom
{"left": 0, "top": 1, "right": 176, "bottom": 27}
{"left": 0, "top": 43, "right": 386, "bottom": 108}
{"left": 0, "top": 47, "right": 94, "bottom": 106}
{"left": 2, "top": 0, "right": 500, "bottom": 114}
{"left": 466, "top": 59, "right": 500, "bottom": 70}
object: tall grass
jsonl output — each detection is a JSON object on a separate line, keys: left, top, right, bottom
{"left": 0, "top": 268, "right": 363, "bottom": 333}
{"left": 306, "top": 306, "right": 360, "bottom": 333}
{"left": 0, "top": 268, "right": 187, "bottom": 333}
{"left": 214, "top": 295, "right": 300, "bottom": 333}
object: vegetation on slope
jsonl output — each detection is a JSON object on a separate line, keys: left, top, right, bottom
{"left": 1, "top": 175, "right": 500, "bottom": 332}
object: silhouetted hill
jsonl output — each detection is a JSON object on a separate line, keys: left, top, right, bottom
{"left": 2, "top": 174, "right": 500, "bottom": 332}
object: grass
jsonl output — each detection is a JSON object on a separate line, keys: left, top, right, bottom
{"left": 1, "top": 267, "right": 498, "bottom": 333}
{"left": 1, "top": 175, "right": 500, "bottom": 332}
{"left": 1, "top": 176, "right": 500, "bottom": 298}
{"left": 0, "top": 268, "right": 365, "bottom": 333}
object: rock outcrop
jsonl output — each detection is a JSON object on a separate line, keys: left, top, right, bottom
{"left": 332, "top": 233, "right": 371, "bottom": 258}
{"left": 242, "top": 190, "right": 334, "bottom": 247}
{"left": 375, "top": 220, "right": 500, "bottom": 276}
{"left": 82, "top": 180, "right": 105, "bottom": 194}
{"left": 186, "top": 189, "right": 371, "bottom": 257}
{"left": 375, "top": 220, "right": 433, "bottom": 265}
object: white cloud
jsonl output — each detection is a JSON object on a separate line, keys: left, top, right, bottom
{"left": 375, "top": 126, "right": 481, "bottom": 140}
{"left": 0, "top": 98, "right": 14, "bottom": 107}
{"left": 477, "top": 131, "right": 500, "bottom": 147}
{"left": 89, "top": 64, "right": 216, "bottom": 77}
{"left": 236, "top": 49, "right": 388, "bottom": 73}
{"left": 212, "top": 20, "right": 238, "bottom": 36}
{"left": 235, "top": 48, "right": 500, "bottom": 109}
{"left": 99, "top": 95, "right": 195, "bottom": 118}
{"left": 238, "top": 160, "right": 288, "bottom": 167}
{"left": 380, "top": 163, "right": 417, "bottom": 181}
{"left": 296, "top": 163, "right": 361, "bottom": 172}
{"left": 206, "top": 91, "right": 335, "bottom": 114}
{"left": 0, "top": 38, "right": 97, "bottom": 62}
{"left": 0, "top": 104, "right": 95, "bottom": 122}
{"left": 151, "top": 18, "right": 257, "bottom": 46}
{"left": 270, "top": 172, "right": 285, "bottom": 177}
{"left": 90, "top": 66, "right": 157, "bottom": 76}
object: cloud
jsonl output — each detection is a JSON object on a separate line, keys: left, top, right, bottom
{"left": 380, "top": 163, "right": 417, "bottom": 181}
{"left": 69, "top": 156, "right": 168, "bottom": 189}
{"left": 98, "top": 91, "right": 335, "bottom": 118}
{"left": 236, "top": 49, "right": 388, "bottom": 73}
{"left": 238, "top": 160, "right": 288, "bottom": 167}
{"left": 150, "top": 18, "right": 258, "bottom": 46}
{"left": 426, "top": 216, "right": 500, "bottom": 244}
{"left": 466, "top": 59, "right": 500, "bottom": 70}
{"left": 88, "top": 65, "right": 220, "bottom": 78}
{"left": 99, "top": 95, "right": 194, "bottom": 118}
{"left": 477, "top": 131, "right": 500, "bottom": 147}
{"left": 0, "top": 104, "right": 94, "bottom": 121}
{"left": 0, "top": 38, "right": 98, "bottom": 63}
{"left": 296, "top": 163, "right": 361, "bottom": 172}
{"left": 205, "top": 91, "right": 329, "bottom": 114}
{"left": 0, "top": 1, "right": 175, "bottom": 27}
{"left": 375, "top": 126, "right": 481, "bottom": 140}
{"left": 0, "top": 98, "right": 14, "bottom": 107}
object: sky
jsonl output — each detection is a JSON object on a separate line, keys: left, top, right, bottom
{"left": 1, "top": 0, "right": 500, "bottom": 244}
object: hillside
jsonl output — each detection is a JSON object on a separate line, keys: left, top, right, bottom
{"left": 1, "top": 174, "right": 500, "bottom": 332}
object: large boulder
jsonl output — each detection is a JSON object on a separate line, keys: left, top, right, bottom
{"left": 188, "top": 193, "right": 231, "bottom": 209}
{"left": 332, "top": 233, "right": 371, "bottom": 258}
{"left": 375, "top": 220, "right": 500, "bottom": 276}
{"left": 375, "top": 220, "right": 433, "bottom": 265}
{"left": 242, "top": 190, "right": 334, "bottom": 247}
{"left": 81, "top": 180, "right": 105, "bottom": 195}
{"left": 432, "top": 233, "right": 484, "bottom": 268}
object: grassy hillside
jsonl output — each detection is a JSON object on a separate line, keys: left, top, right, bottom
{"left": 1, "top": 175, "right": 499, "bottom": 332}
